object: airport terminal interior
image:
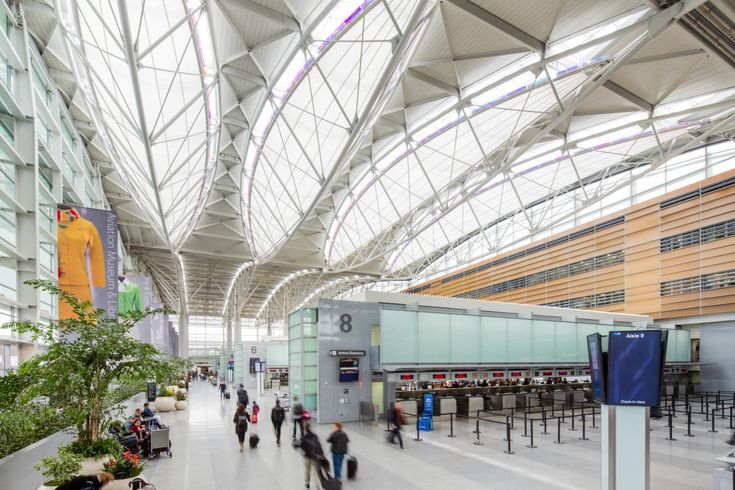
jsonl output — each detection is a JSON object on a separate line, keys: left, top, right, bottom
{"left": 1, "top": 0, "right": 735, "bottom": 489}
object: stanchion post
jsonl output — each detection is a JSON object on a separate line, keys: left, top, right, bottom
{"left": 542, "top": 409, "right": 549, "bottom": 434}
{"left": 447, "top": 413, "right": 456, "bottom": 438}
{"left": 561, "top": 405, "right": 566, "bottom": 424}
{"left": 523, "top": 411, "right": 528, "bottom": 438}
{"left": 527, "top": 416, "right": 537, "bottom": 448}
{"left": 672, "top": 398, "right": 677, "bottom": 418}
{"left": 511, "top": 410, "right": 515, "bottom": 430}
{"left": 472, "top": 410, "right": 480, "bottom": 434}
{"left": 685, "top": 410, "right": 694, "bottom": 437}
{"left": 721, "top": 401, "right": 726, "bottom": 420}
{"left": 414, "top": 415, "right": 422, "bottom": 442}
{"left": 554, "top": 417, "right": 564, "bottom": 445}
{"left": 569, "top": 406, "right": 577, "bottom": 432}
{"left": 665, "top": 412, "right": 676, "bottom": 441}
{"left": 592, "top": 407, "right": 596, "bottom": 428}
{"left": 730, "top": 406, "right": 734, "bottom": 430}
{"left": 473, "top": 419, "right": 484, "bottom": 446}
{"left": 706, "top": 397, "right": 711, "bottom": 421}
{"left": 580, "top": 413, "right": 589, "bottom": 441}
{"left": 504, "top": 417, "right": 515, "bottom": 454}
{"left": 709, "top": 409, "right": 718, "bottom": 433}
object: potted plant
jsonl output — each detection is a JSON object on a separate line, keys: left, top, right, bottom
{"left": 155, "top": 387, "right": 176, "bottom": 412}
{"left": 34, "top": 450, "right": 82, "bottom": 490}
{"left": 65, "top": 437, "right": 124, "bottom": 474}
{"left": 102, "top": 451, "right": 146, "bottom": 490}
{"left": 174, "top": 390, "right": 188, "bottom": 410}
{"left": 6, "top": 280, "right": 175, "bottom": 445}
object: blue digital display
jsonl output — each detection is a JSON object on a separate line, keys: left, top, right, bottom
{"left": 607, "top": 330, "right": 663, "bottom": 407}
{"left": 422, "top": 393, "right": 433, "bottom": 415}
{"left": 586, "top": 333, "right": 606, "bottom": 403}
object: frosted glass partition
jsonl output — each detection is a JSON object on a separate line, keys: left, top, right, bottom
{"left": 288, "top": 308, "right": 318, "bottom": 411}
{"left": 379, "top": 308, "right": 638, "bottom": 364}
{"left": 665, "top": 329, "right": 691, "bottom": 362}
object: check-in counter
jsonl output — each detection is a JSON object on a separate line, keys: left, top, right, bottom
{"left": 572, "top": 390, "right": 585, "bottom": 404}
{"left": 400, "top": 399, "right": 418, "bottom": 417}
{"left": 553, "top": 390, "right": 574, "bottom": 407}
{"left": 502, "top": 393, "right": 516, "bottom": 410}
{"left": 456, "top": 395, "right": 484, "bottom": 416}
{"left": 437, "top": 397, "right": 457, "bottom": 415}
{"left": 485, "top": 394, "right": 502, "bottom": 410}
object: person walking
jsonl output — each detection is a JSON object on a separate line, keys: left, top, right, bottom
{"left": 389, "top": 401, "right": 405, "bottom": 449}
{"left": 300, "top": 423, "right": 325, "bottom": 489}
{"left": 219, "top": 379, "right": 227, "bottom": 400}
{"left": 237, "top": 384, "right": 248, "bottom": 407}
{"left": 326, "top": 422, "right": 349, "bottom": 481}
{"left": 233, "top": 404, "right": 251, "bottom": 452}
{"left": 292, "top": 395, "right": 305, "bottom": 439}
{"left": 271, "top": 399, "right": 286, "bottom": 446}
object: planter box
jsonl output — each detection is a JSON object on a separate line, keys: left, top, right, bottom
{"left": 175, "top": 400, "right": 188, "bottom": 410}
{"left": 155, "top": 397, "right": 176, "bottom": 412}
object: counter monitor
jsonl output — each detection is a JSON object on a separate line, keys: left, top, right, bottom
{"left": 432, "top": 373, "right": 447, "bottom": 380}
{"left": 492, "top": 372, "right": 504, "bottom": 378}
{"left": 542, "top": 371, "right": 553, "bottom": 376}
{"left": 454, "top": 373, "right": 467, "bottom": 379}
{"left": 399, "top": 374, "right": 414, "bottom": 380}
{"left": 510, "top": 371, "right": 522, "bottom": 377}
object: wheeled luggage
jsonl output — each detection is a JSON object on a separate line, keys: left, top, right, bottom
{"left": 347, "top": 454, "right": 358, "bottom": 479}
{"left": 224, "top": 392, "right": 231, "bottom": 399}
{"left": 318, "top": 459, "right": 342, "bottom": 490}
{"left": 249, "top": 433, "right": 260, "bottom": 448}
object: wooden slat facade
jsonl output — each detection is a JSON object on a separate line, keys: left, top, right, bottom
{"left": 405, "top": 169, "right": 735, "bottom": 320}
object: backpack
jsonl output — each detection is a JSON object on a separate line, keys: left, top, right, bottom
{"left": 236, "top": 414, "right": 249, "bottom": 432}
{"left": 272, "top": 406, "right": 285, "bottom": 424}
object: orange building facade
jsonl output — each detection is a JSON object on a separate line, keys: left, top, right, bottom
{"left": 405, "top": 170, "right": 735, "bottom": 321}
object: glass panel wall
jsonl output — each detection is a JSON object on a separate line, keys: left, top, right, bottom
{"left": 379, "top": 309, "right": 658, "bottom": 364}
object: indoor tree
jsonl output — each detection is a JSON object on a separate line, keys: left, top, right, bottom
{"left": 7, "top": 280, "right": 175, "bottom": 443}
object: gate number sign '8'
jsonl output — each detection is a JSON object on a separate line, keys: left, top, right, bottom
{"left": 339, "top": 313, "right": 352, "bottom": 333}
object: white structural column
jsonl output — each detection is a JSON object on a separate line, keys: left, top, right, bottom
{"left": 225, "top": 316, "right": 233, "bottom": 354}
{"left": 177, "top": 313, "right": 188, "bottom": 358}
{"left": 601, "top": 405, "right": 650, "bottom": 490}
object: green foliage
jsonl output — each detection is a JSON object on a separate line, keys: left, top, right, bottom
{"left": 4, "top": 280, "right": 175, "bottom": 444}
{"left": 175, "top": 390, "right": 186, "bottom": 401}
{"left": 0, "top": 404, "right": 74, "bottom": 459}
{"left": 64, "top": 436, "right": 124, "bottom": 459}
{"left": 102, "top": 451, "right": 145, "bottom": 479}
{"left": 0, "top": 369, "right": 33, "bottom": 410}
{"left": 34, "top": 449, "right": 83, "bottom": 486}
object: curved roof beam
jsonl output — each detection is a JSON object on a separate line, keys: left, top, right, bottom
{"left": 325, "top": 0, "right": 706, "bottom": 271}
{"left": 243, "top": 0, "right": 434, "bottom": 261}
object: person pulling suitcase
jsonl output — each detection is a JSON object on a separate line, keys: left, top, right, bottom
{"left": 326, "top": 422, "right": 349, "bottom": 481}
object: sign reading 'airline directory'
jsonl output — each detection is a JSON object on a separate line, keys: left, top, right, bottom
{"left": 607, "top": 330, "right": 663, "bottom": 407}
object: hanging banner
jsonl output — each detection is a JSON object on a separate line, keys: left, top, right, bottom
{"left": 118, "top": 275, "right": 152, "bottom": 341}
{"left": 149, "top": 303, "right": 167, "bottom": 352}
{"left": 57, "top": 204, "right": 118, "bottom": 320}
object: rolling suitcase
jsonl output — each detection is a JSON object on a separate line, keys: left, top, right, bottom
{"left": 346, "top": 454, "right": 358, "bottom": 480}
{"left": 249, "top": 433, "right": 260, "bottom": 448}
{"left": 224, "top": 392, "right": 231, "bottom": 399}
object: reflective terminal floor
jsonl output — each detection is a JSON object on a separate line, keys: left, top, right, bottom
{"left": 144, "top": 381, "right": 731, "bottom": 490}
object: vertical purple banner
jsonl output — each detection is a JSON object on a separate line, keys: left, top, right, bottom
{"left": 118, "top": 275, "right": 152, "bottom": 341}
{"left": 57, "top": 204, "right": 118, "bottom": 319}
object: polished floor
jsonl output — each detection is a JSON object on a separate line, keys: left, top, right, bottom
{"left": 143, "top": 381, "right": 733, "bottom": 489}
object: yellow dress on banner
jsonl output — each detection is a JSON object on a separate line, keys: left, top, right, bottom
{"left": 57, "top": 209, "right": 105, "bottom": 320}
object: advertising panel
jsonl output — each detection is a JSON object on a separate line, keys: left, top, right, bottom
{"left": 118, "top": 275, "right": 152, "bottom": 342}
{"left": 149, "top": 303, "right": 167, "bottom": 352}
{"left": 607, "top": 330, "right": 663, "bottom": 407}
{"left": 57, "top": 204, "right": 118, "bottom": 319}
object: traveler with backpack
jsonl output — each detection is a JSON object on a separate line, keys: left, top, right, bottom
{"left": 299, "top": 423, "right": 325, "bottom": 489}
{"left": 292, "top": 395, "right": 305, "bottom": 439}
{"left": 233, "top": 404, "right": 250, "bottom": 452}
{"left": 326, "top": 422, "right": 349, "bottom": 481}
{"left": 271, "top": 399, "right": 286, "bottom": 446}
{"left": 237, "top": 384, "right": 248, "bottom": 407}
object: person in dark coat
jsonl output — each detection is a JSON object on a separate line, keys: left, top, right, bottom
{"left": 237, "top": 384, "right": 249, "bottom": 407}
{"left": 271, "top": 399, "right": 286, "bottom": 446}
{"left": 299, "top": 423, "right": 324, "bottom": 489}
{"left": 219, "top": 379, "right": 227, "bottom": 399}
{"left": 292, "top": 395, "right": 305, "bottom": 439}
{"left": 233, "top": 404, "right": 251, "bottom": 452}
{"left": 326, "top": 422, "right": 349, "bottom": 481}
{"left": 55, "top": 472, "right": 114, "bottom": 490}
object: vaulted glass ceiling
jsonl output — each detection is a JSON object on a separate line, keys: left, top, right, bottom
{"left": 59, "top": 0, "right": 219, "bottom": 247}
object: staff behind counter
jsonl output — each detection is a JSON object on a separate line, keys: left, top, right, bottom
{"left": 399, "top": 377, "right": 584, "bottom": 390}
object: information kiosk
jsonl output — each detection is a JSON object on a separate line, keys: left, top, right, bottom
{"left": 588, "top": 330, "right": 667, "bottom": 490}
